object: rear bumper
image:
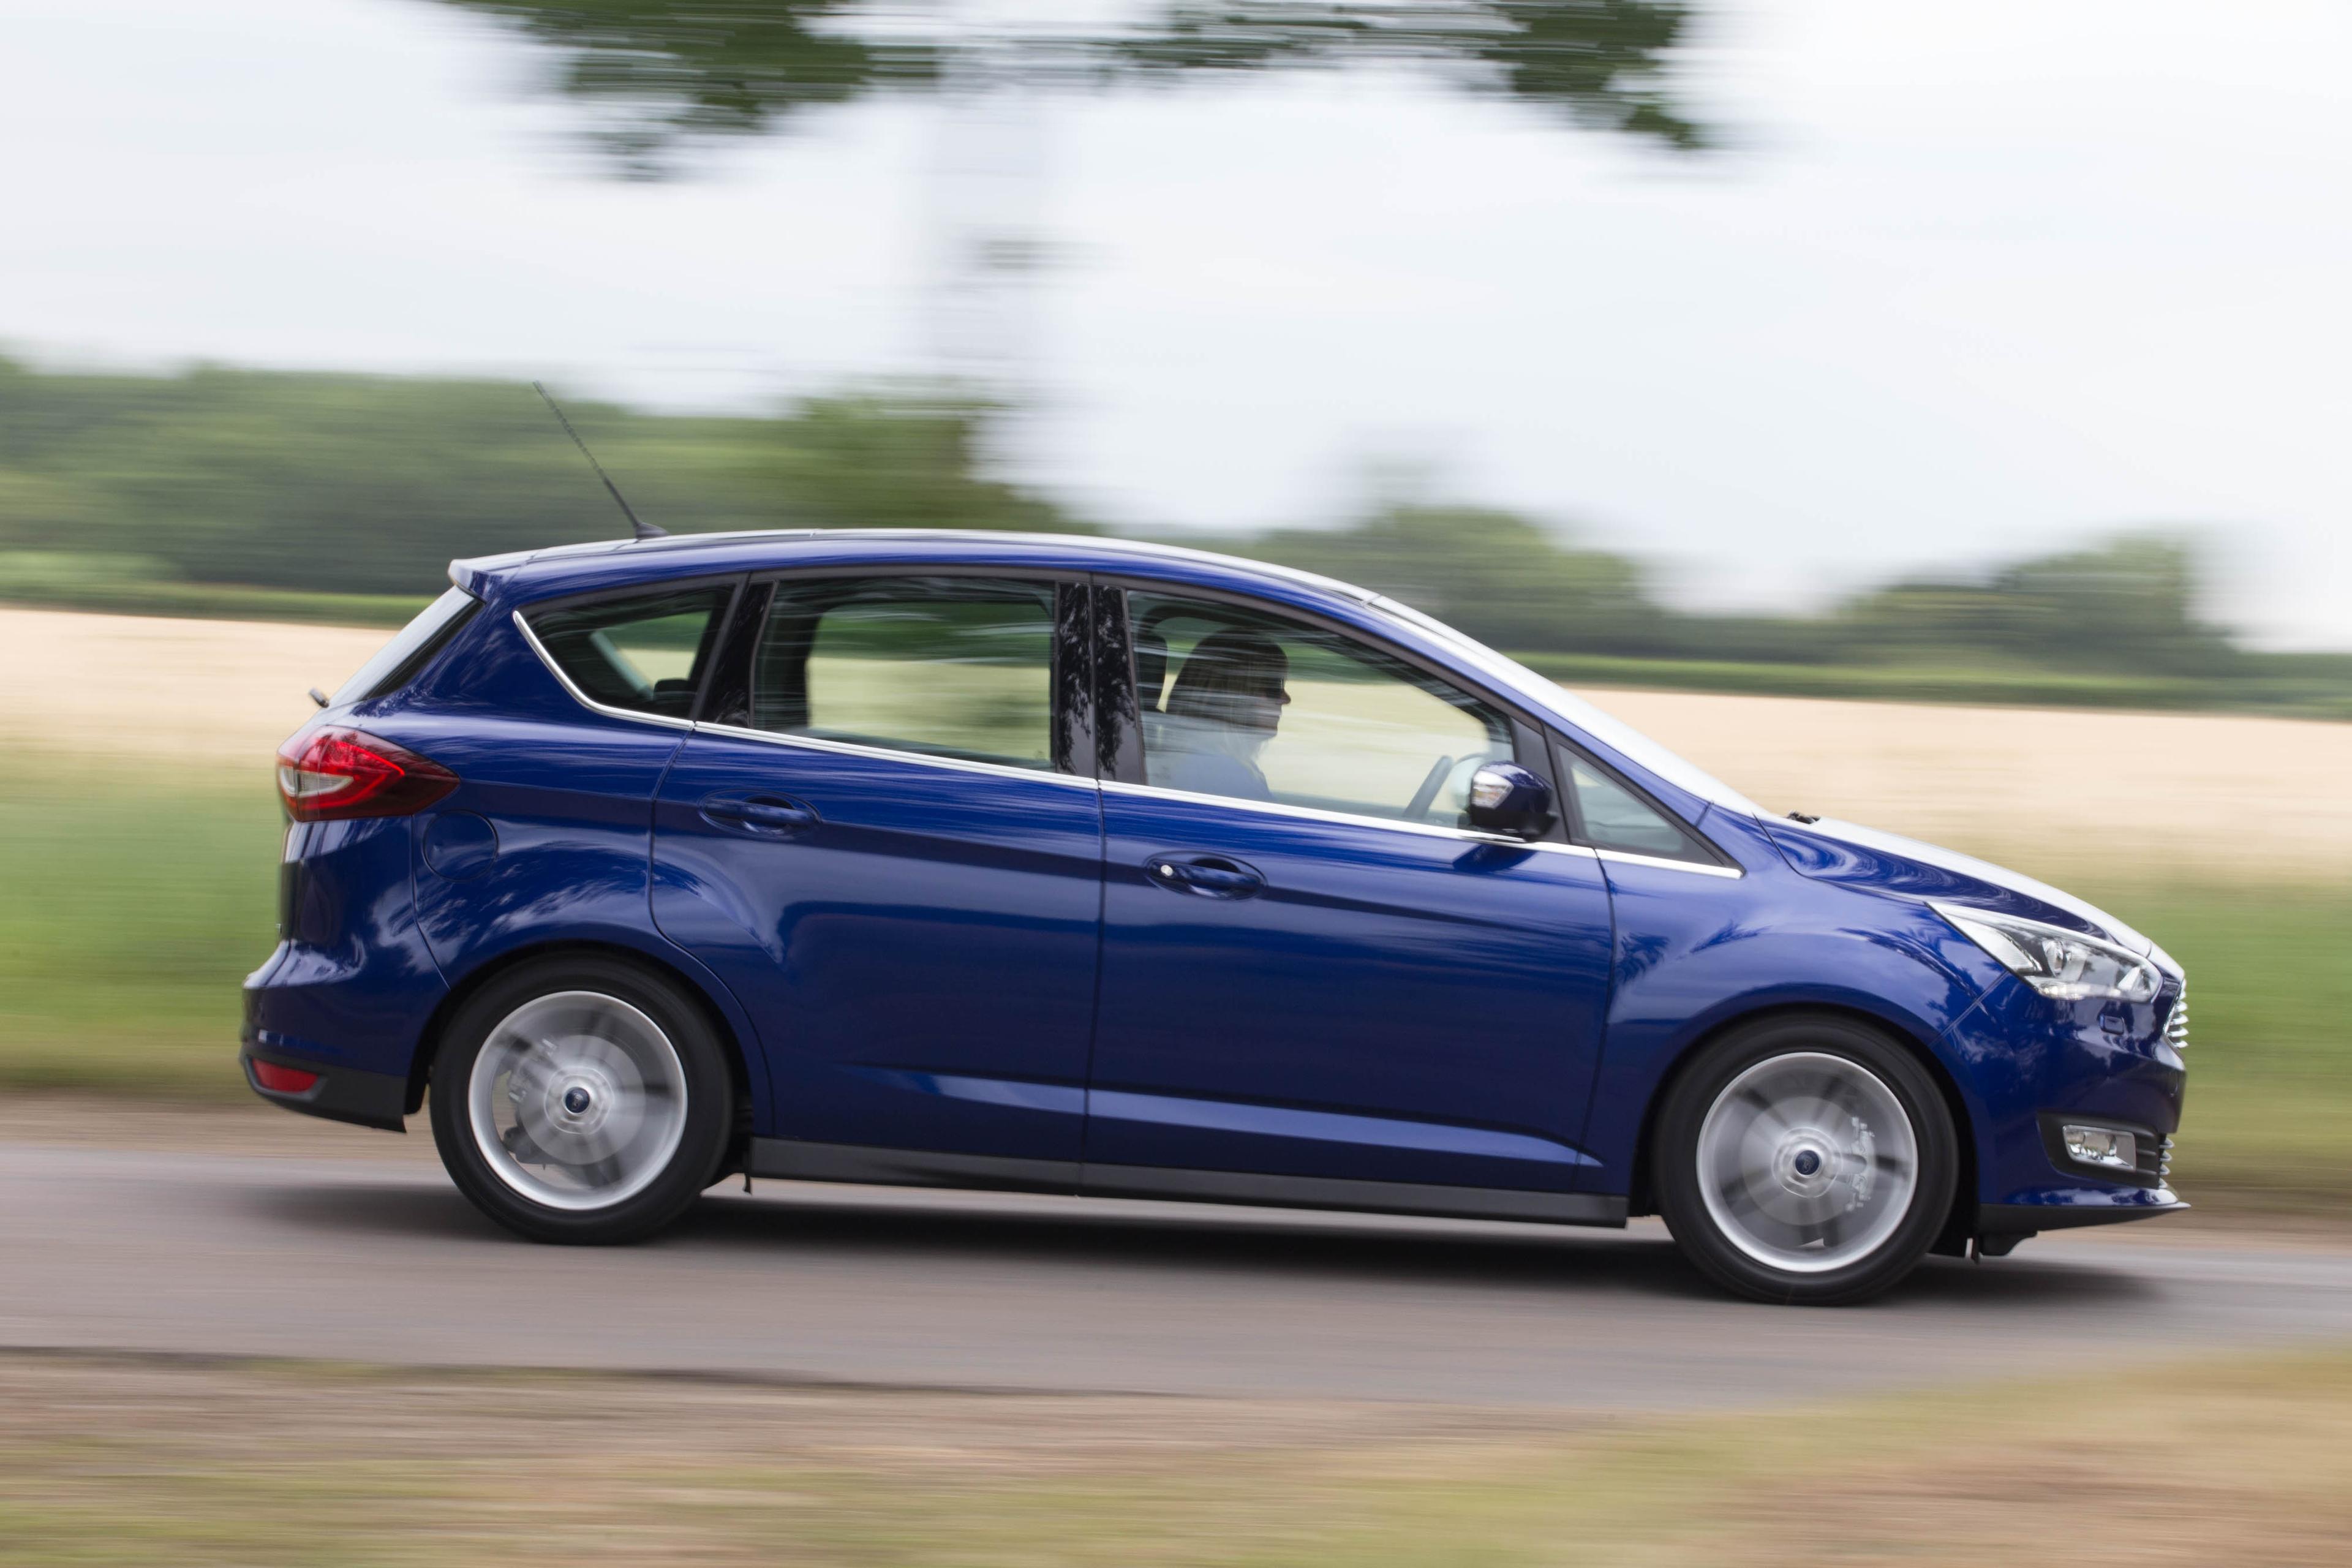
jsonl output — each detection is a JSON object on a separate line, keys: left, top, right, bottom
{"left": 240, "top": 1025, "right": 410, "bottom": 1132}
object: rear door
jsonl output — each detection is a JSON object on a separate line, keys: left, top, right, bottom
{"left": 651, "top": 571, "right": 1102, "bottom": 1166}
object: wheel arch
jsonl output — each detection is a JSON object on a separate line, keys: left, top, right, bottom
{"left": 405, "top": 938, "right": 759, "bottom": 1167}
{"left": 1623, "top": 1000, "right": 1978, "bottom": 1252}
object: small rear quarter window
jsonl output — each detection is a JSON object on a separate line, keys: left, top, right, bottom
{"left": 525, "top": 585, "right": 733, "bottom": 719}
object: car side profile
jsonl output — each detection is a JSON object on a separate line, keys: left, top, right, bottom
{"left": 246, "top": 530, "right": 2187, "bottom": 1304}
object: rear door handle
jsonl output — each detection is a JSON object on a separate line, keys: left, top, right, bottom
{"left": 700, "top": 794, "right": 818, "bottom": 836}
{"left": 1144, "top": 854, "right": 1265, "bottom": 899}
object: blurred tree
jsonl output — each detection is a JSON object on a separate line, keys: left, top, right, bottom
{"left": 431, "top": 2, "right": 929, "bottom": 173}
{"left": 741, "top": 388, "right": 1087, "bottom": 533}
{"left": 0, "top": 360, "right": 1079, "bottom": 595}
{"left": 1220, "top": 504, "right": 1663, "bottom": 654}
{"left": 1836, "top": 535, "right": 2238, "bottom": 676}
{"left": 432, "top": 1, "right": 1703, "bottom": 173}
{"left": 13, "top": 360, "right": 2328, "bottom": 707}
{"left": 1102, "top": 2, "right": 1701, "bottom": 145}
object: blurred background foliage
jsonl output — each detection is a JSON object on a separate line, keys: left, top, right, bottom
{"left": 3, "top": 354, "right": 2345, "bottom": 715}
{"left": 435, "top": 1, "right": 1702, "bottom": 173}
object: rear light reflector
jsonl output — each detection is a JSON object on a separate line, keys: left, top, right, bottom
{"left": 276, "top": 727, "right": 458, "bottom": 822}
{"left": 251, "top": 1060, "right": 321, "bottom": 1094}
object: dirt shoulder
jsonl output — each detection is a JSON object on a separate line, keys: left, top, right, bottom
{"left": 5, "top": 1346, "right": 2350, "bottom": 1565}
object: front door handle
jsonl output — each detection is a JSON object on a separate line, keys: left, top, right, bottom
{"left": 700, "top": 794, "right": 818, "bottom": 836}
{"left": 1144, "top": 854, "right": 1265, "bottom": 899}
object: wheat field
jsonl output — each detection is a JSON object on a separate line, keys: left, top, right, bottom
{"left": 6, "top": 605, "right": 2350, "bottom": 883}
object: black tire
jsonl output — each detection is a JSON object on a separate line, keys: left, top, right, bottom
{"left": 1653, "top": 1014, "right": 1958, "bottom": 1306}
{"left": 428, "top": 957, "right": 734, "bottom": 1245}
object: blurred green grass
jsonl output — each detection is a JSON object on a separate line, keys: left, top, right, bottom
{"left": 0, "top": 551, "right": 431, "bottom": 626}
{"left": 0, "top": 761, "right": 284, "bottom": 1096}
{"left": 1, "top": 756, "right": 2343, "bottom": 1208}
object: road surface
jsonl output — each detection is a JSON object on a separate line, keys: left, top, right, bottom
{"left": 4, "top": 1137, "right": 2347, "bottom": 1410}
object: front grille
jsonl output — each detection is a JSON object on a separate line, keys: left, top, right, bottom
{"left": 2154, "top": 1136, "right": 2175, "bottom": 1184}
{"left": 2165, "top": 982, "right": 2189, "bottom": 1051}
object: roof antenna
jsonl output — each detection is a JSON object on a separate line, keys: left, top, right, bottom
{"left": 532, "top": 380, "right": 666, "bottom": 540}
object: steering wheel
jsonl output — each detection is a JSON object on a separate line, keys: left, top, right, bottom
{"left": 1402, "top": 755, "right": 1456, "bottom": 823}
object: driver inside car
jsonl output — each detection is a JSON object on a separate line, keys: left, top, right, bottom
{"left": 1150, "top": 627, "right": 1292, "bottom": 801}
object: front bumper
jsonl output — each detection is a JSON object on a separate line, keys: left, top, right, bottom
{"left": 1980, "top": 1190, "right": 2188, "bottom": 1236}
{"left": 1945, "top": 976, "right": 2189, "bottom": 1242}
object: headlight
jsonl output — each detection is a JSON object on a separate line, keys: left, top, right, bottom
{"left": 1928, "top": 901, "right": 2162, "bottom": 1003}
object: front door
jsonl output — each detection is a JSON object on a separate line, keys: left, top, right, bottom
{"left": 1084, "top": 587, "right": 1616, "bottom": 1199}
{"left": 652, "top": 572, "right": 1101, "bottom": 1166}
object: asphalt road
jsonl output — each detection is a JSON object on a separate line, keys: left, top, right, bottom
{"left": 5, "top": 1137, "right": 2348, "bottom": 1410}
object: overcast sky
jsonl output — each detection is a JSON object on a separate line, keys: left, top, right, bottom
{"left": 5, "top": 0, "right": 2348, "bottom": 646}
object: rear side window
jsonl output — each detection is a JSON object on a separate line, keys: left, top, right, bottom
{"left": 330, "top": 587, "right": 480, "bottom": 704}
{"left": 751, "top": 575, "right": 1059, "bottom": 771}
{"left": 526, "top": 585, "right": 733, "bottom": 719}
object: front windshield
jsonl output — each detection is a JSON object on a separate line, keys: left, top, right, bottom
{"left": 1367, "top": 594, "right": 1765, "bottom": 818}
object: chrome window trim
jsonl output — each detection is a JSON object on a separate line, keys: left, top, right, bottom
{"left": 693, "top": 718, "right": 1101, "bottom": 791}
{"left": 521, "top": 601, "right": 1746, "bottom": 873}
{"left": 513, "top": 610, "right": 696, "bottom": 732}
{"left": 1099, "top": 778, "right": 1599, "bottom": 857}
{"left": 1594, "top": 847, "right": 1745, "bottom": 880}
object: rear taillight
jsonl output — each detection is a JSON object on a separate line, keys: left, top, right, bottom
{"left": 275, "top": 727, "right": 459, "bottom": 822}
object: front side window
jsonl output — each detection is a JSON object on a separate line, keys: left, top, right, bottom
{"left": 752, "top": 576, "right": 1060, "bottom": 772}
{"left": 1129, "top": 591, "right": 1511, "bottom": 825}
{"left": 526, "top": 585, "right": 732, "bottom": 718}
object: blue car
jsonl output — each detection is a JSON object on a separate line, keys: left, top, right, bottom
{"left": 247, "top": 530, "right": 2187, "bottom": 1303}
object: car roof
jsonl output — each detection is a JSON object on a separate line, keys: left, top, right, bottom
{"left": 450, "top": 529, "right": 1381, "bottom": 616}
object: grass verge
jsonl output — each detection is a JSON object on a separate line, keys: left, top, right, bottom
{"left": 2, "top": 1347, "right": 2349, "bottom": 1565}
{"left": 1, "top": 755, "right": 2345, "bottom": 1209}
{"left": 0, "top": 760, "right": 282, "bottom": 1098}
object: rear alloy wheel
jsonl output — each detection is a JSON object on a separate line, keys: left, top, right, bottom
{"left": 1654, "top": 1016, "right": 1957, "bottom": 1305}
{"left": 429, "top": 960, "right": 733, "bottom": 1244}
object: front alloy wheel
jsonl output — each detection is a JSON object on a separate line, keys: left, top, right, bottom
{"left": 431, "top": 959, "right": 733, "bottom": 1244}
{"left": 1656, "top": 1016, "right": 1957, "bottom": 1305}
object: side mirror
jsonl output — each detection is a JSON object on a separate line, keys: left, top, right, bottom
{"left": 1466, "top": 762, "right": 1555, "bottom": 840}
